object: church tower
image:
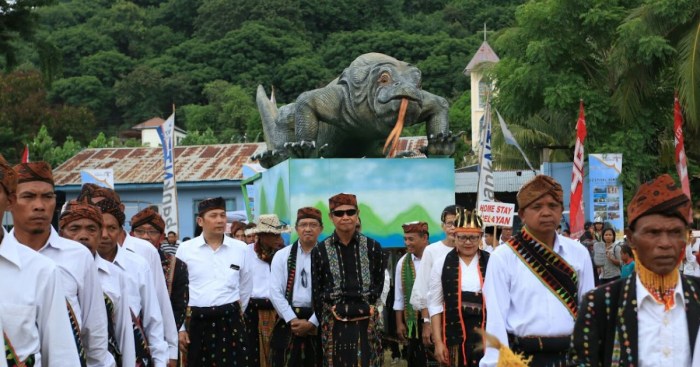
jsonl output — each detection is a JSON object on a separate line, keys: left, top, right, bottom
{"left": 464, "top": 35, "right": 500, "bottom": 152}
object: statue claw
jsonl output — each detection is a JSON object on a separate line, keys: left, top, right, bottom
{"left": 420, "top": 131, "right": 460, "bottom": 157}
{"left": 252, "top": 150, "right": 289, "bottom": 169}
{"left": 285, "top": 141, "right": 317, "bottom": 158}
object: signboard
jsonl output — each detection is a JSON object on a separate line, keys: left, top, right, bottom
{"left": 477, "top": 201, "right": 515, "bottom": 227}
{"left": 80, "top": 169, "right": 114, "bottom": 189}
{"left": 587, "top": 154, "right": 624, "bottom": 233}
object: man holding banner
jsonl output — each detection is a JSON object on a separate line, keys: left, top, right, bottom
{"left": 480, "top": 175, "right": 594, "bottom": 367}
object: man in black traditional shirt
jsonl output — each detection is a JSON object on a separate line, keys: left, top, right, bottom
{"left": 312, "top": 193, "right": 386, "bottom": 367}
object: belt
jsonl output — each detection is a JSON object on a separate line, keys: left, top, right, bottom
{"left": 248, "top": 298, "right": 275, "bottom": 311}
{"left": 292, "top": 306, "right": 314, "bottom": 320}
{"left": 190, "top": 302, "right": 240, "bottom": 318}
{"left": 507, "top": 333, "right": 570, "bottom": 354}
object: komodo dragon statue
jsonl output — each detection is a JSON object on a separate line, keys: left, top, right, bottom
{"left": 253, "top": 52, "right": 459, "bottom": 168}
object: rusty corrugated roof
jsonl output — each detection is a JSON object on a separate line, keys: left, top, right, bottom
{"left": 53, "top": 137, "right": 433, "bottom": 185}
{"left": 54, "top": 143, "right": 267, "bottom": 186}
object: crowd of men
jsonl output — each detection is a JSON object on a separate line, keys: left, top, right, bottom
{"left": 1, "top": 154, "right": 700, "bottom": 367}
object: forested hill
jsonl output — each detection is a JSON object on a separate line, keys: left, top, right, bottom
{"left": 0, "top": 0, "right": 523, "bottom": 161}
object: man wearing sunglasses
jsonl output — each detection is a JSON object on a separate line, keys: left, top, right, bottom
{"left": 312, "top": 193, "right": 386, "bottom": 366}
{"left": 270, "top": 207, "right": 324, "bottom": 366}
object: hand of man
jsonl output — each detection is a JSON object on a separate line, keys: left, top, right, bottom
{"left": 178, "top": 331, "right": 190, "bottom": 353}
{"left": 396, "top": 321, "right": 407, "bottom": 343}
{"left": 167, "top": 359, "right": 177, "bottom": 367}
{"left": 290, "top": 318, "right": 316, "bottom": 337}
{"left": 433, "top": 341, "right": 450, "bottom": 365}
{"left": 421, "top": 322, "right": 433, "bottom": 346}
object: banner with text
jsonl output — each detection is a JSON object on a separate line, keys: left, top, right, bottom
{"left": 156, "top": 113, "right": 179, "bottom": 235}
{"left": 80, "top": 169, "right": 114, "bottom": 189}
{"left": 478, "top": 201, "right": 515, "bottom": 227}
{"left": 587, "top": 154, "right": 624, "bottom": 233}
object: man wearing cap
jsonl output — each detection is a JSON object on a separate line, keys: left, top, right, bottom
{"left": 60, "top": 200, "right": 137, "bottom": 367}
{"left": 394, "top": 221, "right": 433, "bottom": 367}
{"left": 429, "top": 209, "right": 490, "bottom": 366}
{"left": 175, "top": 197, "right": 252, "bottom": 365}
{"left": 480, "top": 175, "right": 594, "bottom": 367}
{"left": 312, "top": 193, "right": 386, "bottom": 366}
{"left": 270, "top": 207, "right": 324, "bottom": 367}
{"left": 130, "top": 208, "right": 189, "bottom": 343}
{"left": 244, "top": 213, "right": 288, "bottom": 367}
{"left": 10, "top": 162, "right": 113, "bottom": 367}
{"left": 570, "top": 174, "right": 700, "bottom": 366}
{"left": 410, "top": 205, "right": 459, "bottom": 347}
{"left": 0, "top": 156, "right": 81, "bottom": 366}
{"left": 94, "top": 197, "right": 168, "bottom": 366}
{"left": 79, "top": 185, "right": 180, "bottom": 366}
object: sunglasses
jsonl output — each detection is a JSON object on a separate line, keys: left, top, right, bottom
{"left": 332, "top": 209, "right": 357, "bottom": 217}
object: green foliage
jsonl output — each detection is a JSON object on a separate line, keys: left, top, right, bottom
{"left": 179, "top": 128, "right": 219, "bottom": 146}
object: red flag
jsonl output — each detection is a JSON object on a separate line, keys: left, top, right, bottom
{"left": 674, "top": 94, "right": 691, "bottom": 218}
{"left": 21, "top": 144, "right": 29, "bottom": 163}
{"left": 570, "top": 101, "right": 587, "bottom": 239}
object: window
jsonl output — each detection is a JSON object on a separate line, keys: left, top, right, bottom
{"left": 478, "top": 79, "right": 492, "bottom": 109}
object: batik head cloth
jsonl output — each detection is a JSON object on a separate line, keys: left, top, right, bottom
{"left": 59, "top": 200, "right": 104, "bottom": 229}
{"left": 131, "top": 207, "right": 165, "bottom": 233}
{"left": 402, "top": 221, "right": 428, "bottom": 234}
{"left": 14, "top": 162, "right": 54, "bottom": 186}
{"left": 516, "top": 174, "right": 563, "bottom": 210}
{"left": 0, "top": 154, "right": 17, "bottom": 194}
{"left": 627, "top": 174, "right": 691, "bottom": 226}
{"left": 296, "top": 207, "right": 323, "bottom": 225}
{"left": 94, "top": 197, "right": 125, "bottom": 226}
{"left": 328, "top": 193, "right": 357, "bottom": 210}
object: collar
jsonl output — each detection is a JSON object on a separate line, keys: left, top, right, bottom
{"left": 9, "top": 226, "right": 62, "bottom": 252}
{"left": 636, "top": 272, "right": 685, "bottom": 310}
{"left": 95, "top": 255, "right": 111, "bottom": 274}
{"left": 411, "top": 253, "right": 420, "bottom": 262}
{"left": 0, "top": 227, "right": 22, "bottom": 269}
{"left": 112, "top": 245, "right": 129, "bottom": 272}
{"left": 193, "top": 233, "right": 235, "bottom": 248}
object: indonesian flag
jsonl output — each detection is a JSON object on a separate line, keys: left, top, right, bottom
{"left": 570, "top": 101, "right": 586, "bottom": 239}
{"left": 21, "top": 144, "right": 29, "bottom": 163}
{"left": 674, "top": 94, "right": 692, "bottom": 217}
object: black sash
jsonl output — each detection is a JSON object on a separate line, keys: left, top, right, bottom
{"left": 286, "top": 241, "right": 300, "bottom": 303}
{"left": 508, "top": 229, "right": 579, "bottom": 317}
{"left": 67, "top": 300, "right": 87, "bottom": 367}
{"left": 104, "top": 294, "right": 121, "bottom": 366}
{"left": 131, "top": 309, "right": 152, "bottom": 367}
{"left": 4, "top": 331, "right": 35, "bottom": 367}
{"left": 441, "top": 249, "right": 488, "bottom": 346}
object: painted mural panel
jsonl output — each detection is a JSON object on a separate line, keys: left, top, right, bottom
{"left": 253, "top": 158, "right": 455, "bottom": 248}
{"left": 587, "top": 154, "right": 624, "bottom": 234}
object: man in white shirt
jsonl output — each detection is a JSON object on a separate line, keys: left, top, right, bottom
{"left": 394, "top": 221, "right": 434, "bottom": 367}
{"left": 78, "top": 184, "right": 179, "bottom": 366}
{"left": 269, "top": 207, "right": 323, "bottom": 366}
{"left": 175, "top": 197, "right": 252, "bottom": 366}
{"left": 244, "top": 213, "right": 289, "bottom": 367}
{"left": 570, "top": 174, "right": 700, "bottom": 366}
{"left": 498, "top": 227, "right": 512, "bottom": 246}
{"left": 683, "top": 231, "right": 700, "bottom": 276}
{"left": 0, "top": 155, "right": 81, "bottom": 367}
{"left": 94, "top": 197, "right": 169, "bottom": 366}
{"left": 409, "top": 204, "right": 458, "bottom": 347}
{"left": 11, "top": 162, "right": 113, "bottom": 367}
{"left": 59, "top": 199, "right": 137, "bottom": 367}
{"left": 480, "top": 175, "right": 594, "bottom": 366}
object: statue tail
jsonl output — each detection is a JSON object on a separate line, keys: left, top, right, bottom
{"left": 256, "top": 85, "right": 278, "bottom": 148}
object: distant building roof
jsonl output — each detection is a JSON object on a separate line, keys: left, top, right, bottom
{"left": 464, "top": 41, "right": 500, "bottom": 74}
{"left": 455, "top": 170, "right": 538, "bottom": 193}
{"left": 53, "top": 137, "right": 431, "bottom": 186}
{"left": 54, "top": 143, "right": 267, "bottom": 186}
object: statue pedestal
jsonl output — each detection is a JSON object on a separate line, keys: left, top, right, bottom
{"left": 250, "top": 158, "right": 455, "bottom": 248}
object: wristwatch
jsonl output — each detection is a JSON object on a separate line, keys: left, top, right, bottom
{"left": 422, "top": 317, "right": 431, "bottom": 324}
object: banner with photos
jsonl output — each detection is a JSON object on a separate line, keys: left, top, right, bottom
{"left": 587, "top": 154, "right": 624, "bottom": 235}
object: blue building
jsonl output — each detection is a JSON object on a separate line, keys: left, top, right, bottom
{"left": 51, "top": 143, "right": 266, "bottom": 238}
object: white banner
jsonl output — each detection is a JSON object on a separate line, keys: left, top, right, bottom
{"left": 156, "top": 113, "right": 179, "bottom": 235}
{"left": 478, "top": 201, "right": 515, "bottom": 227}
{"left": 476, "top": 104, "right": 495, "bottom": 204}
{"left": 80, "top": 169, "right": 114, "bottom": 189}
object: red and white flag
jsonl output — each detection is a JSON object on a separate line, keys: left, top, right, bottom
{"left": 21, "top": 144, "right": 29, "bottom": 163}
{"left": 674, "top": 94, "right": 691, "bottom": 217}
{"left": 570, "top": 101, "right": 587, "bottom": 239}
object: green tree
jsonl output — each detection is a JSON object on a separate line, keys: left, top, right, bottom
{"left": 179, "top": 128, "right": 219, "bottom": 145}
{"left": 49, "top": 76, "right": 112, "bottom": 120}
{"left": 0, "top": 0, "right": 55, "bottom": 69}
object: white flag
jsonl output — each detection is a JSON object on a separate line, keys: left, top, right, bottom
{"left": 476, "top": 104, "right": 495, "bottom": 205}
{"left": 496, "top": 110, "right": 536, "bottom": 172}
{"left": 156, "top": 113, "right": 179, "bottom": 235}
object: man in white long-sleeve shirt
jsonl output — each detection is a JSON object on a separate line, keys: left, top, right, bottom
{"left": 78, "top": 184, "right": 179, "bottom": 366}
{"left": 176, "top": 197, "right": 252, "bottom": 366}
{"left": 480, "top": 175, "right": 594, "bottom": 367}
{"left": 409, "top": 204, "right": 458, "bottom": 346}
{"left": 269, "top": 207, "right": 323, "bottom": 366}
{"left": 11, "top": 162, "right": 113, "bottom": 367}
{"left": 59, "top": 199, "right": 137, "bottom": 367}
{"left": 94, "top": 197, "right": 168, "bottom": 366}
{"left": 0, "top": 155, "right": 81, "bottom": 367}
